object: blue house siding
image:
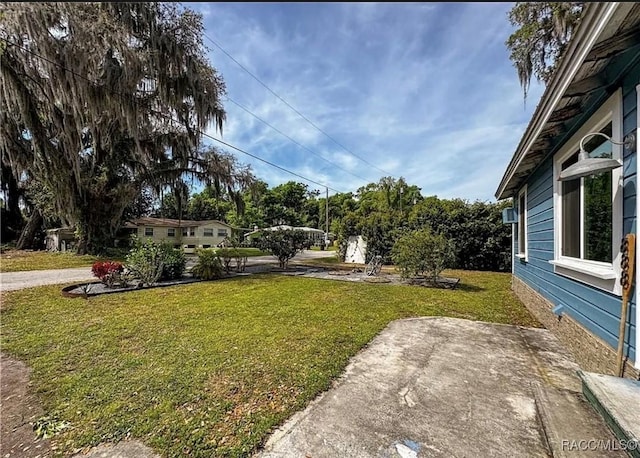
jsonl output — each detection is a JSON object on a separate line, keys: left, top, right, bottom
{"left": 514, "top": 62, "right": 639, "bottom": 364}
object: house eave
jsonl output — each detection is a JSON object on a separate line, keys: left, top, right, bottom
{"left": 495, "top": 2, "right": 624, "bottom": 201}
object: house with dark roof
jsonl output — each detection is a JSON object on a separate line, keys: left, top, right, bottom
{"left": 496, "top": 2, "right": 640, "bottom": 379}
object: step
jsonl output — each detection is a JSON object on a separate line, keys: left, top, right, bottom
{"left": 579, "top": 371, "right": 640, "bottom": 458}
{"left": 533, "top": 381, "right": 628, "bottom": 457}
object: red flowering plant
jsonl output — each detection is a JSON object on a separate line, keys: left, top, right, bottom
{"left": 91, "top": 261, "right": 126, "bottom": 288}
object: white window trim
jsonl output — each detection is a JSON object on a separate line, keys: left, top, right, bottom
{"left": 144, "top": 227, "right": 154, "bottom": 237}
{"left": 511, "top": 223, "right": 516, "bottom": 273}
{"left": 516, "top": 185, "right": 528, "bottom": 261}
{"left": 551, "top": 89, "right": 623, "bottom": 296}
{"left": 167, "top": 228, "right": 175, "bottom": 237}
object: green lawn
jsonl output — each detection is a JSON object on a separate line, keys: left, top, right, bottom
{"left": 1, "top": 271, "right": 539, "bottom": 457}
{"left": 213, "top": 247, "right": 269, "bottom": 257}
{"left": 0, "top": 250, "right": 112, "bottom": 273}
{"left": 0, "top": 248, "right": 268, "bottom": 273}
{"left": 302, "top": 255, "right": 343, "bottom": 265}
{"left": 309, "top": 245, "right": 337, "bottom": 251}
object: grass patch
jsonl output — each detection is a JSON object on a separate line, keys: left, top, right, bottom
{"left": 302, "top": 255, "right": 342, "bottom": 266}
{"left": 1, "top": 270, "right": 539, "bottom": 457}
{"left": 0, "top": 248, "right": 268, "bottom": 273}
{"left": 213, "top": 247, "right": 269, "bottom": 257}
{"left": 0, "top": 250, "right": 117, "bottom": 273}
{"left": 309, "top": 245, "right": 337, "bottom": 251}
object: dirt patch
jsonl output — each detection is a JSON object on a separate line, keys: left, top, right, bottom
{"left": 0, "top": 353, "right": 51, "bottom": 458}
{"left": 0, "top": 353, "right": 159, "bottom": 458}
{"left": 70, "top": 441, "right": 159, "bottom": 458}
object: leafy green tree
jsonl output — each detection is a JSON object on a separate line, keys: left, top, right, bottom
{"left": 0, "top": 3, "right": 254, "bottom": 253}
{"left": 333, "top": 177, "right": 419, "bottom": 262}
{"left": 187, "top": 192, "right": 232, "bottom": 221}
{"left": 225, "top": 179, "right": 268, "bottom": 229}
{"left": 226, "top": 202, "right": 265, "bottom": 230}
{"left": 156, "top": 192, "right": 181, "bottom": 220}
{"left": 408, "top": 196, "right": 512, "bottom": 272}
{"left": 255, "top": 228, "right": 307, "bottom": 269}
{"left": 357, "top": 212, "right": 401, "bottom": 263}
{"left": 123, "top": 187, "right": 154, "bottom": 221}
{"left": 262, "top": 181, "right": 309, "bottom": 226}
{"left": 506, "top": 2, "right": 584, "bottom": 101}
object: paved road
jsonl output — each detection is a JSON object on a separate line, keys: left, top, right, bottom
{"left": 0, "top": 250, "right": 336, "bottom": 292}
{"left": 0, "top": 267, "right": 95, "bottom": 292}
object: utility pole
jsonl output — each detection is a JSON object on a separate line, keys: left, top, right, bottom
{"left": 325, "top": 187, "right": 329, "bottom": 246}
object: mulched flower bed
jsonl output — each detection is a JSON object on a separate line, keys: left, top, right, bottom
{"left": 61, "top": 264, "right": 283, "bottom": 298}
{"left": 61, "top": 277, "right": 206, "bottom": 298}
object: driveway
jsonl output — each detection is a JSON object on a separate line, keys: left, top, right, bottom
{"left": 0, "top": 250, "right": 336, "bottom": 292}
{"left": 0, "top": 267, "right": 95, "bottom": 292}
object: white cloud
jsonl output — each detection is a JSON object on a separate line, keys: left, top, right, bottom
{"left": 185, "top": 2, "right": 546, "bottom": 201}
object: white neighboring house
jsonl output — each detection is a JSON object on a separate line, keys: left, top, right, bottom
{"left": 123, "top": 217, "right": 235, "bottom": 253}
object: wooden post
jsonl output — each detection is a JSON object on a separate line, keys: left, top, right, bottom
{"left": 616, "top": 234, "right": 635, "bottom": 377}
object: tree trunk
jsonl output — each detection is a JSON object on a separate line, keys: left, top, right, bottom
{"left": 1, "top": 164, "right": 25, "bottom": 241}
{"left": 16, "top": 209, "right": 43, "bottom": 250}
{"left": 76, "top": 234, "right": 89, "bottom": 255}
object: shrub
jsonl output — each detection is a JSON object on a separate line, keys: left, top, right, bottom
{"left": 217, "top": 247, "right": 247, "bottom": 273}
{"left": 191, "top": 248, "right": 223, "bottom": 280}
{"left": 391, "top": 228, "right": 454, "bottom": 282}
{"left": 125, "top": 237, "right": 165, "bottom": 286}
{"left": 91, "top": 261, "right": 125, "bottom": 288}
{"left": 159, "top": 243, "right": 186, "bottom": 280}
{"left": 256, "top": 229, "right": 307, "bottom": 269}
{"left": 217, "top": 247, "right": 235, "bottom": 274}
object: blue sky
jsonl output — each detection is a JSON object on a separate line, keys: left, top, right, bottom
{"left": 185, "top": 2, "right": 545, "bottom": 202}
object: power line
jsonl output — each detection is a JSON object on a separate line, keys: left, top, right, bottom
{"left": 0, "top": 36, "right": 345, "bottom": 194}
{"left": 225, "top": 96, "right": 371, "bottom": 184}
{"left": 202, "top": 135, "right": 344, "bottom": 193}
{"left": 203, "top": 31, "right": 395, "bottom": 177}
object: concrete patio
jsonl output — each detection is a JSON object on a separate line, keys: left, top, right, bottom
{"left": 256, "top": 317, "right": 625, "bottom": 458}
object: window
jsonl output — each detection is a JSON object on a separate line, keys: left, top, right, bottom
{"left": 144, "top": 227, "right": 153, "bottom": 237}
{"left": 202, "top": 244, "right": 211, "bottom": 248}
{"left": 182, "top": 227, "right": 188, "bottom": 237}
{"left": 187, "top": 244, "right": 196, "bottom": 249}
{"left": 551, "top": 90, "right": 622, "bottom": 294}
{"left": 218, "top": 229, "right": 228, "bottom": 237}
{"left": 560, "top": 125, "right": 613, "bottom": 263}
{"left": 190, "top": 227, "right": 196, "bottom": 236}
{"left": 203, "top": 228, "right": 214, "bottom": 237}
{"left": 182, "top": 227, "right": 196, "bottom": 237}
{"left": 517, "top": 186, "right": 527, "bottom": 260}
{"left": 167, "top": 228, "right": 175, "bottom": 237}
